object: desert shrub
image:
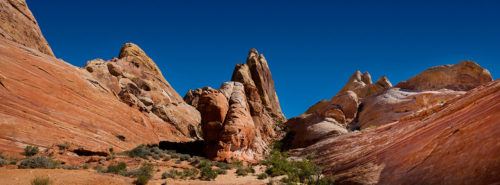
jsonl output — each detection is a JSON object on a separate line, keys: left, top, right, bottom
{"left": 82, "top": 163, "right": 90, "bottom": 169}
{"left": 197, "top": 160, "right": 212, "bottom": 169}
{"left": 263, "top": 150, "right": 324, "bottom": 184}
{"left": 93, "top": 165, "right": 105, "bottom": 172}
{"left": 236, "top": 168, "right": 249, "bottom": 176}
{"left": 183, "top": 168, "right": 199, "bottom": 179}
{"left": 152, "top": 154, "right": 161, "bottom": 160}
{"left": 199, "top": 166, "right": 217, "bottom": 181}
{"left": 161, "top": 172, "right": 169, "bottom": 179}
{"left": 0, "top": 159, "right": 7, "bottom": 167}
{"left": 128, "top": 145, "right": 152, "bottom": 159}
{"left": 248, "top": 166, "right": 256, "bottom": 173}
{"left": 163, "top": 156, "right": 171, "bottom": 161}
{"left": 107, "top": 162, "right": 127, "bottom": 174}
{"left": 127, "top": 162, "right": 153, "bottom": 184}
{"left": 30, "top": 176, "right": 52, "bottom": 185}
{"left": 56, "top": 142, "right": 69, "bottom": 150}
{"left": 189, "top": 157, "right": 200, "bottom": 165}
{"left": 151, "top": 146, "right": 162, "bottom": 154}
{"left": 232, "top": 160, "right": 243, "bottom": 168}
{"left": 170, "top": 153, "right": 179, "bottom": 158}
{"left": 24, "top": 146, "right": 39, "bottom": 157}
{"left": 258, "top": 173, "right": 268, "bottom": 179}
{"left": 18, "top": 157, "right": 57, "bottom": 169}
{"left": 179, "top": 154, "right": 191, "bottom": 161}
{"left": 175, "top": 160, "right": 182, "bottom": 164}
{"left": 215, "top": 168, "right": 227, "bottom": 174}
{"left": 133, "top": 175, "right": 150, "bottom": 185}
{"left": 216, "top": 162, "right": 233, "bottom": 170}
{"left": 159, "top": 154, "right": 165, "bottom": 158}
{"left": 61, "top": 165, "right": 79, "bottom": 170}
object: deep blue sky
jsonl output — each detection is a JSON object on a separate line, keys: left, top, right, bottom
{"left": 28, "top": 0, "right": 499, "bottom": 118}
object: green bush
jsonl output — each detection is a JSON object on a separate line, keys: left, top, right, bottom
{"left": 197, "top": 160, "right": 212, "bottom": 169}
{"left": 18, "top": 157, "right": 57, "bottom": 169}
{"left": 232, "top": 160, "right": 243, "bottom": 168}
{"left": 128, "top": 145, "right": 152, "bottom": 159}
{"left": 258, "top": 173, "right": 268, "bottom": 179}
{"left": 30, "top": 176, "right": 52, "bottom": 185}
{"left": 133, "top": 175, "right": 150, "bottom": 185}
{"left": 0, "top": 159, "right": 7, "bottom": 167}
{"left": 215, "top": 168, "right": 227, "bottom": 174}
{"left": 189, "top": 157, "right": 200, "bottom": 165}
{"left": 151, "top": 146, "right": 162, "bottom": 154}
{"left": 183, "top": 168, "right": 199, "bottom": 179}
{"left": 236, "top": 168, "right": 248, "bottom": 176}
{"left": 216, "top": 162, "right": 233, "bottom": 169}
{"left": 262, "top": 150, "right": 324, "bottom": 184}
{"left": 163, "top": 156, "right": 171, "bottom": 161}
{"left": 107, "top": 162, "right": 127, "bottom": 174}
{"left": 179, "top": 154, "right": 191, "bottom": 161}
{"left": 24, "top": 146, "right": 39, "bottom": 157}
{"left": 199, "top": 166, "right": 217, "bottom": 181}
{"left": 93, "top": 165, "right": 105, "bottom": 172}
{"left": 61, "top": 165, "right": 79, "bottom": 170}
{"left": 56, "top": 142, "right": 69, "bottom": 150}
{"left": 152, "top": 154, "right": 161, "bottom": 160}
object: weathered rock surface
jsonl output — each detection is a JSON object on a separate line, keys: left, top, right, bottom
{"left": 353, "top": 88, "right": 464, "bottom": 129}
{"left": 231, "top": 49, "right": 286, "bottom": 123}
{"left": 84, "top": 43, "right": 201, "bottom": 139}
{"left": 290, "top": 80, "right": 500, "bottom": 185}
{"left": 185, "top": 49, "right": 286, "bottom": 162}
{"left": 0, "top": 38, "right": 193, "bottom": 157}
{"left": 0, "top": 0, "right": 54, "bottom": 56}
{"left": 336, "top": 71, "right": 392, "bottom": 99}
{"left": 395, "top": 60, "right": 492, "bottom": 91}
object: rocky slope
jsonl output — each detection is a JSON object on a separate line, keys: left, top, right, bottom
{"left": 0, "top": 0, "right": 201, "bottom": 156}
{"left": 0, "top": 0, "right": 54, "bottom": 56}
{"left": 185, "top": 49, "right": 286, "bottom": 162}
{"left": 290, "top": 79, "right": 500, "bottom": 184}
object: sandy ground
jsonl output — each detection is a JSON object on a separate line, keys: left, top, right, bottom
{"left": 0, "top": 165, "right": 273, "bottom": 185}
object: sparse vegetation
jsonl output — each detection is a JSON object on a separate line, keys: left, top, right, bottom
{"left": 130, "top": 162, "right": 153, "bottom": 185}
{"left": 106, "top": 162, "right": 127, "bottom": 174}
{"left": 30, "top": 176, "right": 52, "bottom": 185}
{"left": 128, "top": 145, "right": 152, "bottom": 159}
{"left": 0, "top": 159, "right": 7, "bottom": 167}
{"left": 215, "top": 168, "right": 227, "bottom": 174}
{"left": 24, "top": 145, "right": 39, "bottom": 156}
{"left": 18, "top": 156, "right": 58, "bottom": 169}
{"left": 258, "top": 173, "right": 268, "bottom": 179}
{"left": 56, "top": 142, "right": 70, "bottom": 150}
{"left": 200, "top": 166, "right": 218, "bottom": 181}
{"left": 236, "top": 168, "right": 249, "bottom": 176}
{"left": 216, "top": 162, "right": 233, "bottom": 169}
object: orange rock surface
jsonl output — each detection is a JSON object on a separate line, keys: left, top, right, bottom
{"left": 0, "top": 37, "right": 194, "bottom": 157}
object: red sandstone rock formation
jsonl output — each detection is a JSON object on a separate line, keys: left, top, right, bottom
{"left": 395, "top": 60, "right": 492, "bottom": 91}
{"left": 0, "top": 0, "right": 54, "bottom": 56}
{"left": 0, "top": 1, "right": 201, "bottom": 156}
{"left": 290, "top": 79, "right": 500, "bottom": 184}
{"left": 0, "top": 38, "right": 193, "bottom": 156}
{"left": 85, "top": 43, "right": 201, "bottom": 139}
{"left": 186, "top": 49, "right": 286, "bottom": 162}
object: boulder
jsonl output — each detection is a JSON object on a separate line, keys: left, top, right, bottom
{"left": 184, "top": 88, "right": 202, "bottom": 107}
{"left": 330, "top": 91, "right": 359, "bottom": 122}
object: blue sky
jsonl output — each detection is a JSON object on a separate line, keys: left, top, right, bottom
{"left": 28, "top": 0, "right": 499, "bottom": 118}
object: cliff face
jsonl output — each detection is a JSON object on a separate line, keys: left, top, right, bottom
{"left": 0, "top": 0, "right": 54, "bottom": 56}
